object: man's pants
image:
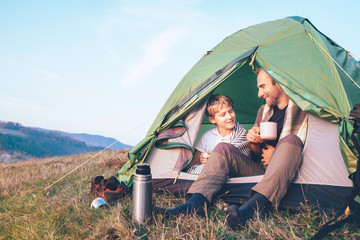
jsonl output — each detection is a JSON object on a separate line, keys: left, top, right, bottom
{"left": 187, "top": 134, "right": 303, "bottom": 206}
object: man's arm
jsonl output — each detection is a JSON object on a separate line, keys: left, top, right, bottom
{"left": 247, "top": 126, "right": 263, "bottom": 156}
{"left": 250, "top": 143, "right": 262, "bottom": 156}
{"left": 261, "top": 145, "right": 275, "bottom": 167}
{"left": 248, "top": 105, "right": 266, "bottom": 156}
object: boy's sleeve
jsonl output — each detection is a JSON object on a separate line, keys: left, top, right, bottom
{"left": 194, "top": 131, "right": 208, "bottom": 153}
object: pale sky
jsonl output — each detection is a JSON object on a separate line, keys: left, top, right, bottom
{"left": 1, "top": 0, "right": 359, "bottom": 146}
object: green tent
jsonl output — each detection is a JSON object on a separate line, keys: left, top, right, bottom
{"left": 118, "top": 16, "right": 360, "bottom": 209}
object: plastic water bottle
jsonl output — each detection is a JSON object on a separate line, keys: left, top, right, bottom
{"left": 132, "top": 163, "right": 152, "bottom": 223}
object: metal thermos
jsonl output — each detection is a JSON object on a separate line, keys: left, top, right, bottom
{"left": 132, "top": 163, "right": 152, "bottom": 223}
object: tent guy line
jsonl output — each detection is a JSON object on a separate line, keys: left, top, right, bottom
{"left": 43, "top": 113, "right": 157, "bottom": 192}
{"left": 43, "top": 140, "right": 119, "bottom": 192}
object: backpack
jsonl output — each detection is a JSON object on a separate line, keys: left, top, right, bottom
{"left": 311, "top": 103, "right": 360, "bottom": 239}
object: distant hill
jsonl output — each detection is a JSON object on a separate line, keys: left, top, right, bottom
{"left": 52, "top": 131, "right": 133, "bottom": 150}
{"left": 0, "top": 121, "right": 132, "bottom": 162}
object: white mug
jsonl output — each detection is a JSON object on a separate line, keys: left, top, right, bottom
{"left": 260, "top": 122, "right": 277, "bottom": 140}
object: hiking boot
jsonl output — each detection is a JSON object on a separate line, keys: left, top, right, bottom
{"left": 158, "top": 193, "right": 209, "bottom": 218}
{"left": 90, "top": 176, "right": 105, "bottom": 197}
{"left": 226, "top": 193, "right": 271, "bottom": 230}
{"left": 87, "top": 176, "right": 131, "bottom": 202}
{"left": 103, "top": 181, "right": 130, "bottom": 201}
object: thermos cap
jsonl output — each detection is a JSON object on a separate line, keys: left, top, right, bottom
{"left": 136, "top": 163, "right": 151, "bottom": 175}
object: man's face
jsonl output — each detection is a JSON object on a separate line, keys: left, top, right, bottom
{"left": 208, "top": 105, "right": 236, "bottom": 134}
{"left": 257, "top": 69, "right": 282, "bottom": 106}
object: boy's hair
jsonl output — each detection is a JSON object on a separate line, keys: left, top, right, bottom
{"left": 206, "top": 94, "right": 234, "bottom": 117}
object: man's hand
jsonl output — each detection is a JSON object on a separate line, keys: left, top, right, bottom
{"left": 199, "top": 151, "right": 210, "bottom": 164}
{"left": 247, "top": 127, "right": 263, "bottom": 144}
{"left": 261, "top": 145, "right": 275, "bottom": 167}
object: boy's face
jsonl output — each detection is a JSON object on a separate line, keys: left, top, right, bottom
{"left": 208, "top": 105, "right": 236, "bottom": 133}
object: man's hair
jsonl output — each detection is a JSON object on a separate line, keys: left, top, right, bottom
{"left": 206, "top": 94, "right": 234, "bottom": 117}
{"left": 254, "top": 67, "right": 276, "bottom": 85}
{"left": 253, "top": 67, "right": 262, "bottom": 75}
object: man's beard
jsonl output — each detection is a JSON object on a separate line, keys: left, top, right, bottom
{"left": 266, "top": 97, "right": 276, "bottom": 106}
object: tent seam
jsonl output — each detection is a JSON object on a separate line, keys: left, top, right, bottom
{"left": 306, "top": 31, "right": 360, "bottom": 90}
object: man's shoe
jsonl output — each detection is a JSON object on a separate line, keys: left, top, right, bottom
{"left": 226, "top": 204, "right": 246, "bottom": 230}
{"left": 159, "top": 193, "right": 209, "bottom": 218}
{"left": 226, "top": 193, "right": 271, "bottom": 230}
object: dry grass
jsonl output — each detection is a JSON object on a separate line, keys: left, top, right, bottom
{"left": 1, "top": 150, "right": 359, "bottom": 239}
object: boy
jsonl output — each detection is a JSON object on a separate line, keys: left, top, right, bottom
{"left": 163, "top": 94, "right": 258, "bottom": 216}
{"left": 186, "top": 94, "right": 251, "bottom": 174}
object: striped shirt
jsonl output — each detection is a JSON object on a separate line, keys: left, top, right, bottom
{"left": 187, "top": 122, "right": 251, "bottom": 175}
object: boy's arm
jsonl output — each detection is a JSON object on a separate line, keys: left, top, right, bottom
{"left": 189, "top": 150, "right": 202, "bottom": 166}
{"left": 191, "top": 130, "right": 208, "bottom": 166}
{"left": 190, "top": 149, "right": 211, "bottom": 166}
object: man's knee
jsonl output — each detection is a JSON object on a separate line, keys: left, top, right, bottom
{"left": 278, "top": 134, "right": 303, "bottom": 148}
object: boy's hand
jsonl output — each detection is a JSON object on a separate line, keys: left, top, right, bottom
{"left": 261, "top": 145, "right": 275, "bottom": 167}
{"left": 200, "top": 151, "right": 210, "bottom": 164}
{"left": 247, "top": 127, "right": 263, "bottom": 144}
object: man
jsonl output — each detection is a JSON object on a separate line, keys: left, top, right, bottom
{"left": 226, "top": 68, "right": 307, "bottom": 228}
{"left": 162, "top": 68, "right": 307, "bottom": 229}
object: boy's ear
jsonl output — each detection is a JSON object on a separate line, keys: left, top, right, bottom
{"left": 208, "top": 116, "right": 216, "bottom": 124}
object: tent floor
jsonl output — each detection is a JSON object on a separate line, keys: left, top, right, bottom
{"left": 153, "top": 178, "right": 352, "bottom": 212}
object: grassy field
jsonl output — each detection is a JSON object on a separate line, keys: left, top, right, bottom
{"left": 1, "top": 150, "right": 359, "bottom": 239}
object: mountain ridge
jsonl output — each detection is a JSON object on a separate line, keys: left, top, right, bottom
{"left": 0, "top": 121, "right": 132, "bottom": 162}
{"left": 35, "top": 128, "right": 133, "bottom": 150}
